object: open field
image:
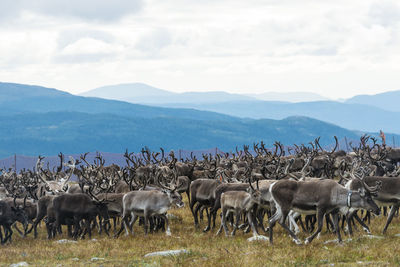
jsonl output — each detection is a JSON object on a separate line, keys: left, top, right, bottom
{"left": 2, "top": 196, "right": 400, "bottom": 266}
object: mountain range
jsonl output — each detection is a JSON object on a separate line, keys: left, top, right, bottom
{"left": 80, "top": 83, "right": 258, "bottom": 104}
{"left": 82, "top": 83, "right": 400, "bottom": 134}
{"left": 345, "top": 91, "right": 400, "bottom": 112}
{"left": 0, "top": 81, "right": 382, "bottom": 158}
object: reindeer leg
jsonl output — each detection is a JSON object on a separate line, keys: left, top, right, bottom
{"left": 130, "top": 214, "right": 138, "bottom": 235}
{"left": 193, "top": 203, "right": 201, "bottom": 228}
{"left": 186, "top": 190, "right": 191, "bottom": 205}
{"left": 248, "top": 210, "right": 259, "bottom": 237}
{"left": 203, "top": 208, "right": 212, "bottom": 232}
{"left": 325, "top": 214, "right": 334, "bottom": 233}
{"left": 332, "top": 212, "right": 342, "bottom": 243}
{"left": 268, "top": 204, "right": 288, "bottom": 245}
{"left": 215, "top": 212, "right": 224, "bottom": 236}
{"left": 113, "top": 217, "right": 117, "bottom": 234}
{"left": 383, "top": 204, "right": 399, "bottom": 234}
{"left": 212, "top": 209, "right": 217, "bottom": 230}
{"left": 345, "top": 213, "right": 353, "bottom": 236}
{"left": 278, "top": 210, "right": 301, "bottom": 245}
{"left": 3, "top": 225, "right": 13, "bottom": 244}
{"left": 97, "top": 217, "right": 103, "bottom": 235}
{"left": 144, "top": 212, "right": 149, "bottom": 235}
{"left": 12, "top": 223, "right": 24, "bottom": 238}
{"left": 222, "top": 209, "right": 230, "bottom": 237}
{"left": 46, "top": 221, "right": 52, "bottom": 239}
{"left": 231, "top": 211, "right": 240, "bottom": 236}
{"left": 189, "top": 199, "right": 197, "bottom": 223}
{"left": 86, "top": 219, "right": 92, "bottom": 239}
{"left": 116, "top": 214, "right": 131, "bottom": 238}
{"left": 305, "top": 209, "right": 326, "bottom": 244}
{"left": 161, "top": 214, "right": 171, "bottom": 236}
{"left": 353, "top": 212, "right": 370, "bottom": 234}
{"left": 256, "top": 209, "right": 267, "bottom": 232}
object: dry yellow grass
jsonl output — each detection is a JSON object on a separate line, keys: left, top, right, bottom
{"left": 1, "top": 196, "right": 400, "bottom": 266}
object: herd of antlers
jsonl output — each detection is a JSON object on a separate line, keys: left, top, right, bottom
{"left": 1, "top": 135, "right": 400, "bottom": 245}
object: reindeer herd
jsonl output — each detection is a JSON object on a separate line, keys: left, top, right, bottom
{"left": 1, "top": 136, "right": 400, "bottom": 245}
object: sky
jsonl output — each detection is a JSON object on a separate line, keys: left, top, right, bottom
{"left": 0, "top": 0, "right": 399, "bottom": 99}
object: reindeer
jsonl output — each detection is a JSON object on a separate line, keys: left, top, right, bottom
{"left": 0, "top": 197, "right": 28, "bottom": 244}
{"left": 52, "top": 191, "right": 111, "bottom": 239}
{"left": 115, "top": 177, "right": 184, "bottom": 237}
{"left": 35, "top": 155, "right": 76, "bottom": 195}
{"left": 347, "top": 174, "right": 400, "bottom": 234}
{"left": 189, "top": 178, "right": 221, "bottom": 231}
{"left": 268, "top": 175, "right": 381, "bottom": 245}
{"left": 216, "top": 178, "right": 262, "bottom": 237}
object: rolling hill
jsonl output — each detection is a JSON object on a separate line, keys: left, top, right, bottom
{"left": 157, "top": 100, "right": 400, "bottom": 133}
{"left": 80, "top": 83, "right": 257, "bottom": 104}
{"left": 81, "top": 83, "right": 400, "bottom": 134}
{"left": 346, "top": 90, "right": 400, "bottom": 112}
{"left": 0, "top": 81, "right": 395, "bottom": 158}
{"left": 248, "top": 91, "right": 329, "bottom": 102}
{"left": 0, "top": 111, "right": 361, "bottom": 158}
{"left": 0, "top": 82, "right": 237, "bottom": 122}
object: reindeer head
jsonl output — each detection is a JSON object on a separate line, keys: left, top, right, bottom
{"left": 248, "top": 177, "right": 262, "bottom": 204}
{"left": 157, "top": 173, "right": 184, "bottom": 208}
{"left": 350, "top": 159, "right": 382, "bottom": 215}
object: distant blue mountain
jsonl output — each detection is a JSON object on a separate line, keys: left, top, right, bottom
{"left": 0, "top": 111, "right": 361, "bottom": 158}
{"left": 248, "top": 91, "right": 329, "bottom": 102}
{"left": 0, "top": 82, "right": 237, "bottom": 121}
{"left": 81, "top": 83, "right": 257, "bottom": 104}
{"left": 346, "top": 90, "right": 400, "bottom": 112}
{"left": 157, "top": 100, "right": 400, "bottom": 134}
{"left": 0, "top": 81, "right": 396, "bottom": 158}
{"left": 81, "top": 83, "right": 400, "bottom": 134}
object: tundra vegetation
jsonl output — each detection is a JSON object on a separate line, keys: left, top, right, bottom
{"left": 2, "top": 136, "right": 400, "bottom": 266}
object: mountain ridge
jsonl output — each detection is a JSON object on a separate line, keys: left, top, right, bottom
{"left": 346, "top": 90, "right": 400, "bottom": 112}
{"left": 0, "top": 81, "right": 398, "bottom": 158}
{"left": 0, "top": 111, "right": 362, "bottom": 158}
{"left": 81, "top": 83, "right": 258, "bottom": 104}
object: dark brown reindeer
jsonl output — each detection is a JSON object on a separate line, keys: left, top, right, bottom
{"left": 0, "top": 197, "right": 29, "bottom": 244}
{"left": 189, "top": 178, "right": 221, "bottom": 231}
{"left": 52, "top": 189, "right": 111, "bottom": 239}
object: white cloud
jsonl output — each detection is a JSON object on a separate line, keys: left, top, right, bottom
{"left": 0, "top": 0, "right": 399, "bottom": 99}
{"left": 368, "top": 0, "right": 400, "bottom": 27}
{"left": 0, "top": 0, "right": 143, "bottom": 22}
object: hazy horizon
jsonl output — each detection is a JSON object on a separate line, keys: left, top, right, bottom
{"left": 3, "top": 80, "right": 400, "bottom": 101}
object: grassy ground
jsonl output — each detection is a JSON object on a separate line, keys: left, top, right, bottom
{"left": 1, "top": 196, "right": 400, "bottom": 266}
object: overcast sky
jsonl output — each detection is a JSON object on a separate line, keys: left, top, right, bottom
{"left": 0, "top": 0, "right": 399, "bottom": 99}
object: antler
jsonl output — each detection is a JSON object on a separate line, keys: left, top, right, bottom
{"left": 350, "top": 158, "right": 382, "bottom": 195}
